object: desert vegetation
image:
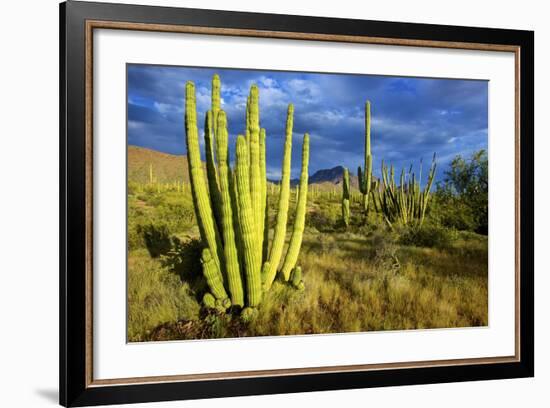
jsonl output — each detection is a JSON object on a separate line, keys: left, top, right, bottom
{"left": 127, "top": 74, "right": 488, "bottom": 342}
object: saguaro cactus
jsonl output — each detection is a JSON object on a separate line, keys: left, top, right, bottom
{"left": 342, "top": 167, "right": 351, "bottom": 227}
{"left": 281, "top": 133, "right": 310, "bottom": 281}
{"left": 358, "top": 101, "right": 373, "bottom": 214}
{"left": 185, "top": 76, "right": 310, "bottom": 313}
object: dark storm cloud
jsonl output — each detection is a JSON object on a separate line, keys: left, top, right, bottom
{"left": 127, "top": 64, "right": 488, "bottom": 181}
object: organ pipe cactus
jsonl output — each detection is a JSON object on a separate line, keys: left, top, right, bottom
{"left": 259, "top": 128, "right": 268, "bottom": 261}
{"left": 378, "top": 154, "right": 437, "bottom": 227}
{"left": 204, "top": 111, "right": 223, "bottom": 229}
{"left": 235, "top": 135, "right": 263, "bottom": 307}
{"left": 247, "top": 86, "right": 263, "bottom": 252}
{"left": 262, "top": 104, "right": 294, "bottom": 289}
{"left": 211, "top": 74, "right": 222, "bottom": 136}
{"left": 215, "top": 111, "right": 244, "bottom": 307}
{"left": 200, "top": 248, "right": 230, "bottom": 308}
{"left": 184, "top": 82, "right": 225, "bottom": 301}
{"left": 342, "top": 167, "right": 351, "bottom": 227}
{"left": 184, "top": 76, "right": 310, "bottom": 313}
{"left": 280, "top": 133, "right": 310, "bottom": 281}
{"left": 358, "top": 101, "right": 373, "bottom": 214}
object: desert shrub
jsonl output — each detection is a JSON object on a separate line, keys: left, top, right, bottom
{"left": 145, "top": 192, "right": 166, "bottom": 207}
{"left": 435, "top": 150, "right": 488, "bottom": 234}
{"left": 128, "top": 225, "right": 145, "bottom": 250}
{"left": 431, "top": 195, "right": 477, "bottom": 232}
{"left": 161, "top": 236, "right": 203, "bottom": 282}
{"left": 398, "top": 223, "right": 457, "bottom": 249}
{"left": 127, "top": 181, "right": 143, "bottom": 195}
{"left": 370, "top": 229, "right": 400, "bottom": 269}
{"left": 306, "top": 207, "right": 340, "bottom": 232}
{"left": 156, "top": 201, "right": 195, "bottom": 232}
{"left": 139, "top": 223, "right": 172, "bottom": 257}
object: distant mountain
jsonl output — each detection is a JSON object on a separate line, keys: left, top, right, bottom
{"left": 128, "top": 145, "right": 190, "bottom": 184}
{"left": 129, "top": 145, "right": 360, "bottom": 189}
{"left": 310, "top": 166, "right": 348, "bottom": 184}
{"left": 288, "top": 166, "right": 359, "bottom": 189}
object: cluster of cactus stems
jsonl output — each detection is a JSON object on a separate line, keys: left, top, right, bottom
{"left": 373, "top": 154, "right": 437, "bottom": 228}
{"left": 185, "top": 75, "right": 309, "bottom": 314}
{"left": 342, "top": 167, "right": 351, "bottom": 227}
{"left": 357, "top": 101, "right": 373, "bottom": 215}
{"left": 344, "top": 100, "right": 437, "bottom": 228}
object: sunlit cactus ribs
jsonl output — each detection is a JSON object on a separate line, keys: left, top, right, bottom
{"left": 215, "top": 111, "right": 244, "bottom": 307}
{"left": 280, "top": 133, "right": 310, "bottom": 281}
{"left": 184, "top": 75, "right": 310, "bottom": 315}
{"left": 263, "top": 104, "right": 294, "bottom": 289}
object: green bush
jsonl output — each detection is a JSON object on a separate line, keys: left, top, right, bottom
{"left": 371, "top": 229, "right": 400, "bottom": 269}
{"left": 430, "top": 196, "right": 477, "bottom": 232}
{"left": 139, "top": 223, "right": 172, "bottom": 258}
{"left": 161, "top": 237, "right": 204, "bottom": 281}
{"left": 307, "top": 209, "right": 336, "bottom": 232}
{"left": 398, "top": 223, "right": 457, "bottom": 249}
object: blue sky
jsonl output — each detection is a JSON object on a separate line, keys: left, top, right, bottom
{"left": 127, "top": 64, "right": 488, "bottom": 182}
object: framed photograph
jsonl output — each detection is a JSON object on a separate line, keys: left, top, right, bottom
{"left": 60, "top": 1, "right": 534, "bottom": 406}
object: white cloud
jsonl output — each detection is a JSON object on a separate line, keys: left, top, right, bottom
{"left": 153, "top": 101, "right": 183, "bottom": 115}
{"left": 285, "top": 79, "right": 322, "bottom": 103}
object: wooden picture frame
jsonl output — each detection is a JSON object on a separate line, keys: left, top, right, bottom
{"left": 60, "top": 1, "right": 534, "bottom": 406}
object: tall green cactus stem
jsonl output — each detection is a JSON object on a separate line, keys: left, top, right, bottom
{"left": 246, "top": 86, "right": 263, "bottom": 255}
{"left": 281, "top": 133, "right": 310, "bottom": 281}
{"left": 235, "top": 135, "right": 262, "bottom": 307}
{"left": 358, "top": 101, "right": 373, "bottom": 214}
{"left": 211, "top": 74, "right": 221, "bottom": 137}
{"left": 342, "top": 167, "right": 351, "bottom": 227}
{"left": 200, "top": 248, "right": 229, "bottom": 305}
{"left": 262, "top": 104, "right": 294, "bottom": 288}
{"left": 204, "top": 110, "right": 223, "bottom": 229}
{"left": 419, "top": 154, "right": 437, "bottom": 226}
{"left": 262, "top": 201, "right": 269, "bottom": 263}
{"left": 215, "top": 111, "right": 244, "bottom": 307}
{"left": 259, "top": 128, "right": 268, "bottom": 262}
{"left": 185, "top": 82, "right": 225, "bottom": 298}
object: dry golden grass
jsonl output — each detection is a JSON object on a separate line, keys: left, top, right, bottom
{"left": 249, "top": 231, "right": 487, "bottom": 336}
{"left": 127, "top": 228, "right": 488, "bottom": 341}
